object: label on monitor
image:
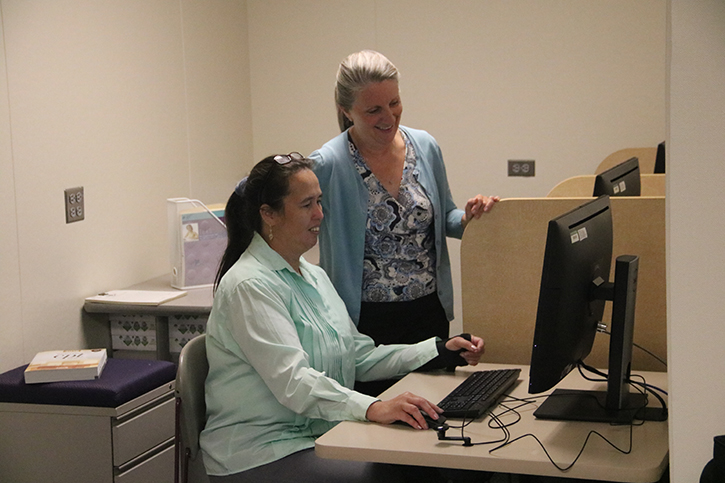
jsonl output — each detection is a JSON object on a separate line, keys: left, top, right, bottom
{"left": 570, "top": 227, "right": 588, "bottom": 244}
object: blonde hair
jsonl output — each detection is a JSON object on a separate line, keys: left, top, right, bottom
{"left": 334, "top": 50, "right": 400, "bottom": 132}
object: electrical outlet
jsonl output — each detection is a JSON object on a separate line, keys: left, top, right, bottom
{"left": 65, "top": 187, "right": 84, "bottom": 223}
{"left": 508, "top": 160, "right": 535, "bottom": 177}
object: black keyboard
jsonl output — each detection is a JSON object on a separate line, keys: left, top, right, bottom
{"left": 438, "top": 368, "right": 521, "bottom": 419}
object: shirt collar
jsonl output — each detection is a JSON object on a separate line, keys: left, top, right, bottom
{"left": 247, "top": 232, "right": 317, "bottom": 283}
{"left": 247, "top": 232, "right": 292, "bottom": 271}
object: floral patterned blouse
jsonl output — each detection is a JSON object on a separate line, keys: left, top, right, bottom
{"left": 349, "top": 131, "right": 437, "bottom": 303}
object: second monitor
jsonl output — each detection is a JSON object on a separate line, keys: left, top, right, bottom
{"left": 528, "top": 195, "right": 647, "bottom": 424}
{"left": 593, "top": 156, "right": 641, "bottom": 197}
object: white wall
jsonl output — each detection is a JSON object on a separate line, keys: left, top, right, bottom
{"left": 0, "top": 0, "right": 22, "bottom": 376}
{"left": 0, "top": 0, "right": 252, "bottom": 371}
{"left": 248, "top": 0, "right": 666, "bottom": 197}
{"left": 668, "top": 0, "right": 725, "bottom": 480}
{"left": 247, "top": 0, "right": 666, "bottom": 334}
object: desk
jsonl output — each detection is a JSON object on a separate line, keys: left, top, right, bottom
{"left": 84, "top": 275, "right": 212, "bottom": 361}
{"left": 316, "top": 364, "right": 669, "bottom": 482}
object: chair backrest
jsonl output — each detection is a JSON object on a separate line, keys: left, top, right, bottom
{"left": 176, "top": 334, "right": 208, "bottom": 460}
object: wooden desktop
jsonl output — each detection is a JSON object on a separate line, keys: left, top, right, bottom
{"left": 316, "top": 364, "right": 668, "bottom": 482}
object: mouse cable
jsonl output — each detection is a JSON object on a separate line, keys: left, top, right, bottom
{"left": 442, "top": 397, "right": 530, "bottom": 432}
{"left": 440, "top": 398, "right": 534, "bottom": 448}
{"left": 455, "top": 397, "right": 542, "bottom": 448}
{"left": 489, "top": 420, "right": 634, "bottom": 472}
{"left": 489, "top": 397, "right": 635, "bottom": 472}
{"left": 442, "top": 412, "right": 508, "bottom": 446}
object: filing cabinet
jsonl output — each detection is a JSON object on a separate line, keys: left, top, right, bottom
{"left": 0, "top": 359, "right": 176, "bottom": 483}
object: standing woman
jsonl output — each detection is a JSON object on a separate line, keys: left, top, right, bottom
{"left": 200, "top": 153, "right": 485, "bottom": 482}
{"left": 310, "top": 50, "right": 499, "bottom": 360}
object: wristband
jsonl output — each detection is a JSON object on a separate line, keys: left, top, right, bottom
{"left": 435, "top": 333, "right": 472, "bottom": 368}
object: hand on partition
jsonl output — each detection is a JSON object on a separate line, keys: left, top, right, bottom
{"left": 365, "top": 391, "right": 443, "bottom": 430}
{"left": 462, "top": 195, "right": 500, "bottom": 228}
{"left": 445, "top": 334, "right": 485, "bottom": 366}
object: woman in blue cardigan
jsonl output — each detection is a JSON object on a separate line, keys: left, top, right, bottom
{"left": 310, "top": 51, "right": 498, "bottom": 394}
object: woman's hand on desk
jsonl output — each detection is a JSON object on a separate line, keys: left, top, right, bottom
{"left": 445, "top": 334, "right": 485, "bottom": 366}
{"left": 365, "top": 392, "right": 443, "bottom": 430}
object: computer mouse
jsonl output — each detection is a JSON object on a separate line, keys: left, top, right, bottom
{"left": 393, "top": 411, "right": 448, "bottom": 431}
{"left": 422, "top": 412, "right": 448, "bottom": 431}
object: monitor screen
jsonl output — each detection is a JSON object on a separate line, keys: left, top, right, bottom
{"left": 654, "top": 141, "right": 665, "bottom": 174}
{"left": 528, "top": 196, "right": 646, "bottom": 424}
{"left": 593, "top": 157, "right": 641, "bottom": 197}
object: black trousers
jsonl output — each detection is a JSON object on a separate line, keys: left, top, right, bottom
{"left": 355, "top": 292, "right": 449, "bottom": 396}
{"left": 357, "top": 292, "right": 449, "bottom": 345}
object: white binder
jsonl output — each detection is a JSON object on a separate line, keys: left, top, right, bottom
{"left": 167, "top": 198, "right": 226, "bottom": 289}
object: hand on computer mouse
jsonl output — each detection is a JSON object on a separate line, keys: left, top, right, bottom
{"left": 366, "top": 392, "right": 444, "bottom": 429}
{"left": 391, "top": 411, "right": 448, "bottom": 430}
{"left": 420, "top": 411, "right": 448, "bottom": 431}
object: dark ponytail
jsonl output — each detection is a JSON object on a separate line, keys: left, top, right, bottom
{"left": 213, "top": 192, "right": 248, "bottom": 291}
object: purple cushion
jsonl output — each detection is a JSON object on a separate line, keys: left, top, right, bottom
{"left": 0, "top": 358, "right": 176, "bottom": 408}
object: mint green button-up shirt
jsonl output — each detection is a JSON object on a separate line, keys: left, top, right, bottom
{"left": 200, "top": 233, "right": 439, "bottom": 476}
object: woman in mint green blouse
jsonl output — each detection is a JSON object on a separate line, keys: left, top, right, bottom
{"left": 200, "top": 153, "right": 485, "bottom": 482}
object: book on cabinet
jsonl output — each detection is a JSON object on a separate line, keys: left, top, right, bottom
{"left": 24, "top": 349, "right": 108, "bottom": 384}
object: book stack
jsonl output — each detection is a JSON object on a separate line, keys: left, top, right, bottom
{"left": 24, "top": 349, "right": 108, "bottom": 384}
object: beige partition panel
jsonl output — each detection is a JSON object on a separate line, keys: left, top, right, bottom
{"left": 461, "top": 196, "right": 666, "bottom": 372}
{"left": 596, "top": 147, "right": 657, "bottom": 174}
{"left": 547, "top": 174, "right": 666, "bottom": 197}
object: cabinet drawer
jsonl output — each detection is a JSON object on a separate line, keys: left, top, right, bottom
{"left": 115, "top": 438, "right": 174, "bottom": 483}
{"left": 113, "top": 396, "right": 175, "bottom": 465}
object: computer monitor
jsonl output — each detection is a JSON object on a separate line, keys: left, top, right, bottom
{"left": 654, "top": 141, "right": 666, "bottom": 174}
{"left": 593, "top": 157, "right": 641, "bottom": 197}
{"left": 528, "top": 195, "right": 646, "bottom": 424}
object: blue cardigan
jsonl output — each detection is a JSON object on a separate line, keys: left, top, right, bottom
{"left": 309, "top": 126, "right": 464, "bottom": 325}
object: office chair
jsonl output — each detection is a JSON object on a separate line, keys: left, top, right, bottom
{"left": 174, "top": 334, "right": 210, "bottom": 483}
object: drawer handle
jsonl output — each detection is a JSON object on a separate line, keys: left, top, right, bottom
{"left": 115, "top": 436, "right": 174, "bottom": 474}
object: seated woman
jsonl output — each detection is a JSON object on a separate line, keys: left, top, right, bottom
{"left": 200, "top": 152, "right": 485, "bottom": 483}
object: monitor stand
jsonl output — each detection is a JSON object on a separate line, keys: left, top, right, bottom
{"left": 534, "top": 256, "right": 666, "bottom": 424}
{"left": 534, "top": 389, "right": 648, "bottom": 424}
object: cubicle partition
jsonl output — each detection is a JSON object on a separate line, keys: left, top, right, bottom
{"left": 547, "top": 173, "right": 666, "bottom": 198}
{"left": 460, "top": 196, "right": 666, "bottom": 372}
{"left": 596, "top": 147, "right": 658, "bottom": 174}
